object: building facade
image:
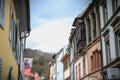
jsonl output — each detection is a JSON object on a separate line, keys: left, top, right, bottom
{"left": 71, "top": 0, "right": 103, "bottom": 80}
{"left": 0, "top": 0, "right": 30, "bottom": 80}
{"left": 49, "top": 55, "right": 57, "bottom": 80}
{"left": 83, "top": 1, "right": 102, "bottom": 80}
{"left": 49, "top": 0, "right": 120, "bottom": 80}
{"left": 56, "top": 49, "right": 64, "bottom": 80}
{"left": 69, "top": 28, "right": 76, "bottom": 80}
{"left": 61, "top": 51, "right": 70, "bottom": 80}
{"left": 72, "top": 13, "right": 88, "bottom": 80}
{"left": 100, "top": 0, "right": 120, "bottom": 79}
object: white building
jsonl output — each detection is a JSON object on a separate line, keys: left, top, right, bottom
{"left": 56, "top": 48, "right": 64, "bottom": 80}
{"left": 100, "top": 0, "right": 120, "bottom": 79}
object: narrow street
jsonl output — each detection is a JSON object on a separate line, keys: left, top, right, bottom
{"left": 0, "top": 0, "right": 120, "bottom": 80}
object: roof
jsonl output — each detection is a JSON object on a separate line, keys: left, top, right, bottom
{"left": 61, "top": 52, "right": 70, "bottom": 62}
{"left": 72, "top": 0, "right": 99, "bottom": 27}
{"left": 14, "top": 0, "right": 31, "bottom": 33}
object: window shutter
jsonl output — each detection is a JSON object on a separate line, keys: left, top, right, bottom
{"left": 17, "top": 41, "right": 20, "bottom": 64}
{"left": 0, "top": 0, "right": 5, "bottom": 28}
{"left": 12, "top": 20, "right": 16, "bottom": 51}
{"left": 0, "top": 58, "right": 2, "bottom": 80}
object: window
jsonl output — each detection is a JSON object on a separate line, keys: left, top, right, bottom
{"left": 91, "top": 56, "right": 94, "bottom": 71}
{"left": 0, "top": 0, "right": 5, "bottom": 28}
{"left": 86, "top": 18, "right": 91, "bottom": 43}
{"left": 106, "top": 40, "right": 111, "bottom": 63}
{"left": 64, "top": 61, "right": 69, "bottom": 71}
{"left": 92, "top": 12, "right": 97, "bottom": 38}
{"left": 103, "top": 29, "right": 110, "bottom": 64}
{"left": 78, "top": 63, "right": 81, "bottom": 79}
{"left": 103, "top": 1, "right": 108, "bottom": 24}
{"left": 112, "top": 0, "right": 119, "bottom": 13}
{"left": 91, "top": 50, "right": 102, "bottom": 72}
{"left": 118, "top": 29, "right": 120, "bottom": 56}
{"left": 111, "top": 16, "right": 120, "bottom": 58}
{"left": 9, "top": 5, "right": 18, "bottom": 63}
{"left": 76, "top": 22, "right": 86, "bottom": 51}
{"left": 115, "top": 28, "right": 120, "bottom": 57}
{"left": 0, "top": 58, "right": 2, "bottom": 80}
{"left": 83, "top": 58, "right": 86, "bottom": 76}
{"left": 75, "top": 66, "right": 77, "bottom": 80}
{"left": 76, "top": 24, "right": 81, "bottom": 43}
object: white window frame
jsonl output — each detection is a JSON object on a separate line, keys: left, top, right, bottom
{"left": 105, "top": 40, "right": 111, "bottom": 63}
{"left": 0, "top": 0, "right": 5, "bottom": 28}
{"left": 118, "top": 30, "right": 120, "bottom": 56}
{"left": 102, "top": 29, "right": 111, "bottom": 64}
{"left": 111, "top": 16, "right": 120, "bottom": 58}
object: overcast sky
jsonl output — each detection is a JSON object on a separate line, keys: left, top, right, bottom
{"left": 26, "top": 0, "right": 92, "bottom": 53}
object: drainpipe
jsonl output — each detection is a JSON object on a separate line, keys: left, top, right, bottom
{"left": 99, "top": 5, "right": 104, "bottom": 80}
{"left": 21, "top": 31, "right": 30, "bottom": 40}
{"left": 18, "top": 30, "right": 30, "bottom": 80}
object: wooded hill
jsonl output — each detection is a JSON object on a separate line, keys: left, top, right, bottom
{"left": 24, "top": 48, "right": 53, "bottom": 79}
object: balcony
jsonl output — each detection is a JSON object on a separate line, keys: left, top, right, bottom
{"left": 77, "top": 40, "right": 86, "bottom": 52}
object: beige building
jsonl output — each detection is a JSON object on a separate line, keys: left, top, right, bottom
{"left": 83, "top": 1, "right": 103, "bottom": 80}
{"left": 72, "top": 0, "right": 103, "bottom": 80}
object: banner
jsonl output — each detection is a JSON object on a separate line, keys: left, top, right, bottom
{"left": 24, "top": 58, "right": 33, "bottom": 77}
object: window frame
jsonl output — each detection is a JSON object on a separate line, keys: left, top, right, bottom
{"left": 86, "top": 18, "right": 91, "bottom": 43}
{"left": 112, "top": 0, "right": 119, "bottom": 13}
{"left": 114, "top": 28, "right": 120, "bottom": 57}
{"left": 102, "top": 29, "right": 111, "bottom": 64}
{"left": 111, "top": 16, "right": 120, "bottom": 58}
{"left": 103, "top": 1, "right": 108, "bottom": 24}
{"left": 105, "top": 39, "right": 111, "bottom": 64}
{"left": 83, "top": 58, "right": 86, "bottom": 76}
{"left": 91, "top": 12, "right": 97, "bottom": 39}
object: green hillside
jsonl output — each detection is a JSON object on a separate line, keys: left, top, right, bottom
{"left": 24, "top": 48, "right": 53, "bottom": 79}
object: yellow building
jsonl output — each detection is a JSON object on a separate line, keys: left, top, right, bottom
{"left": 0, "top": 0, "right": 30, "bottom": 80}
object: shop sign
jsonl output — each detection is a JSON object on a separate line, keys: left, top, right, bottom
{"left": 107, "top": 68, "right": 120, "bottom": 80}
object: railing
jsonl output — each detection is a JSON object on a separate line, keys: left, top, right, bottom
{"left": 77, "top": 40, "right": 86, "bottom": 52}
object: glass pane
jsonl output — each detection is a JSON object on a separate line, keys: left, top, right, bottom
{"left": 118, "top": 31, "right": 120, "bottom": 56}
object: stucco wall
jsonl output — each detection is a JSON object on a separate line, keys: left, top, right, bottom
{"left": 87, "top": 41, "right": 101, "bottom": 73}
{"left": 0, "top": 0, "right": 18, "bottom": 79}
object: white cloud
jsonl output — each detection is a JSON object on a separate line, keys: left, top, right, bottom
{"left": 26, "top": 18, "right": 73, "bottom": 53}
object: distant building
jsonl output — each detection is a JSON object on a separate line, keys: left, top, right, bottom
{"left": 56, "top": 48, "right": 64, "bottom": 80}
{"left": 61, "top": 47, "right": 70, "bottom": 80}
{"left": 69, "top": 28, "right": 76, "bottom": 80}
{"left": 0, "top": 0, "right": 30, "bottom": 80}
{"left": 71, "top": 0, "right": 102, "bottom": 80}
{"left": 49, "top": 54, "right": 57, "bottom": 80}
{"left": 49, "top": 46, "right": 68, "bottom": 80}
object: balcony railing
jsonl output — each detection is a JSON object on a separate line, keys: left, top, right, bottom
{"left": 77, "top": 40, "right": 86, "bottom": 53}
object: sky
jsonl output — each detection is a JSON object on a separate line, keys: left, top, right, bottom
{"left": 26, "top": 0, "right": 92, "bottom": 53}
